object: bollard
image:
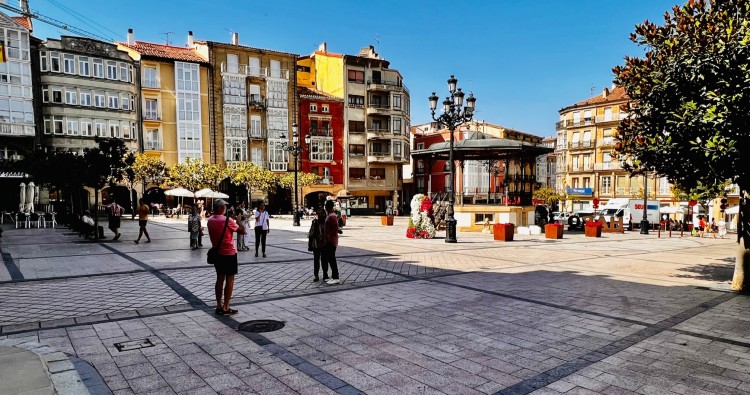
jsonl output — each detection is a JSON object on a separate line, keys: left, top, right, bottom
{"left": 669, "top": 226, "right": 672, "bottom": 238}
{"left": 658, "top": 223, "right": 661, "bottom": 238}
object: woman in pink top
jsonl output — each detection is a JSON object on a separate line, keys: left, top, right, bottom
{"left": 207, "top": 199, "right": 245, "bottom": 315}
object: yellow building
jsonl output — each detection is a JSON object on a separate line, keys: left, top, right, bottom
{"left": 118, "top": 30, "right": 211, "bottom": 167}
{"left": 556, "top": 86, "right": 674, "bottom": 212}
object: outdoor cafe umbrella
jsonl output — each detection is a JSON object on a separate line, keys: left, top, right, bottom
{"left": 25, "top": 182, "right": 35, "bottom": 213}
{"left": 18, "top": 182, "right": 26, "bottom": 212}
{"left": 164, "top": 188, "right": 194, "bottom": 215}
{"left": 195, "top": 188, "right": 229, "bottom": 199}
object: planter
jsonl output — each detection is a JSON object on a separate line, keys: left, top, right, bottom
{"left": 545, "top": 223, "right": 563, "bottom": 239}
{"left": 585, "top": 224, "right": 603, "bottom": 238}
{"left": 381, "top": 215, "right": 394, "bottom": 226}
{"left": 493, "top": 223, "right": 515, "bottom": 242}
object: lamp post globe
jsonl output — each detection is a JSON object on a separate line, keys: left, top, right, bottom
{"left": 428, "top": 75, "right": 477, "bottom": 243}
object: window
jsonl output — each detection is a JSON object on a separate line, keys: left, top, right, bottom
{"left": 583, "top": 130, "right": 592, "bottom": 143}
{"left": 270, "top": 59, "right": 281, "bottom": 78}
{"left": 145, "top": 99, "right": 158, "bottom": 120}
{"left": 349, "top": 121, "right": 365, "bottom": 133}
{"left": 393, "top": 95, "right": 402, "bottom": 109}
{"left": 93, "top": 59, "right": 104, "bottom": 78}
{"left": 78, "top": 56, "right": 90, "bottom": 76}
{"left": 143, "top": 67, "right": 158, "bottom": 88}
{"left": 393, "top": 141, "right": 402, "bottom": 158}
{"left": 52, "top": 87, "right": 62, "bottom": 103}
{"left": 109, "top": 121, "right": 120, "bottom": 138}
{"left": 583, "top": 177, "right": 591, "bottom": 189}
{"left": 94, "top": 92, "right": 105, "bottom": 108}
{"left": 40, "top": 51, "right": 48, "bottom": 71}
{"left": 222, "top": 77, "right": 246, "bottom": 105}
{"left": 267, "top": 144, "right": 289, "bottom": 171}
{"left": 572, "top": 111, "right": 580, "bottom": 124}
{"left": 583, "top": 155, "right": 591, "bottom": 170}
{"left": 108, "top": 94, "right": 119, "bottom": 109}
{"left": 106, "top": 61, "right": 116, "bottom": 79}
{"left": 251, "top": 147, "right": 263, "bottom": 167}
{"left": 370, "top": 142, "right": 389, "bottom": 156}
{"left": 321, "top": 104, "right": 329, "bottom": 113}
{"left": 416, "top": 142, "right": 425, "bottom": 150}
{"left": 66, "top": 118, "right": 79, "bottom": 135}
{"left": 370, "top": 168, "right": 385, "bottom": 179}
{"left": 601, "top": 176, "right": 611, "bottom": 194}
{"left": 80, "top": 119, "right": 93, "bottom": 136}
{"left": 95, "top": 121, "right": 107, "bottom": 137}
{"left": 474, "top": 214, "right": 494, "bottom": 225}
{"left": 347, "top": 69, "right": 364, "bottom": 83}
{"left": 248, "top": 84, "right": 262, "bottom": 104}
{"left": 659, "top": 176, "right": 670, "bottom": 195}
{"left": 226, "top": 54, "right": 239, "bottom": 73}
{"left": 349, "top": 168, "right": 366, "bottom": 180}
{"left": 392, "top": 118, "right": 402, "bottom": 134}
{"left": 604, "top": 107, "right": 612, "bottom": 121}
{"left": 250, "top": 115, "right": 262, "bottom": 138}
{"left": 50, "top": 52, "right": 60, "bottom": 72}
{"left": 348, "top": 95, "right": 364, "bottom": 107}
{"left": 119, "top": 63, "right": 128, "bottom": 81}
{"left": 310, "top": 103, "right": 317, "bottom": 112}
{"left": 122, "top": 122, "right": 132, "bottom": 139}
{"left": 226, "top": 139, "right": 248, "bottom": 161}
{"left": 52, "top": 116, "right": 63, "bottom": 134}
{"left": 42, "top": 86, "right": 49, "bottom": 103}
{"left": 122, "top": 94, "right": 130, "bottom": 110}
{"left": 583, "top": 109, "right": 592, "bottom": 123}
{"left": 65, "top": 89, "right": 77, "bottom": 105}
{"left": 63, "top": 54, "right": 76, "bottom": 74}
{"left": 572, "top": 155, "right": 579, "bottom": 170}
{"left": 248, "top": 57, "right": 261, "bottom": 76}
{"left": 349, "top": 144, "right": 365, "bottom": 156}
{"left": 310, "top": 139, "right": 333, "bottom": 161}
{"left": 177, "top": 93, "right": 200, "bottom": 121}
{"left": 145, "top": 129, "right": 160, "bottom": 150}
{"left": 176, "top": 62, "right": 199, "bottom": 91}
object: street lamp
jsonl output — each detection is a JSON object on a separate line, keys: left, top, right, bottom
{"left": 640, "top": 171, "right": 650, "bottom": 234}
{"left": 278, "top": 123, "right": 311, "bottom": 226}
{"left": 428, "top": 75, "right": 477, "bottom": 243}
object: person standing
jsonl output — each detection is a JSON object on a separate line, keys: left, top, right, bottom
{"left": 254, "top": 203, "right": 269, "bottom": 258}
{"left": 718, "top": 217, "right": 727, "bottom": 239}
{"left": 188, "top": 205, "right": 202, "bottom": 250}
{"left": 134, "top": 199, "right": 151, "bottom": 244}
{"left": 698, "top": 216, "right": 707, "bottom": 238}
{"left": 235, "top": 202, "right": 249, "bottom": 251}
{"left": 308, "top": 208, "right": 327, "bottom": 282}
{"left": 323, "top": 200, "right": 340, "bottom": 285}
{"left": 106, "top": 199, "right": 125, "bottom": 240}
{"left": 208, "top": 199, "right": 245, "bottom": 315}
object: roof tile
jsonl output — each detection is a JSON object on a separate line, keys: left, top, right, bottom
{"left": 119, "top": 41, "right": 207, "bottom": 63}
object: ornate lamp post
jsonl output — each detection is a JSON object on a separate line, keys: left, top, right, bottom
{"left": 428, "top": 75, "right": 477, "bottom": 243}
{"left": 640, "top": 171, "right": 650, "bottom": 234}
{"left": 279, "top": 123, "right": 312, "bottom": 226}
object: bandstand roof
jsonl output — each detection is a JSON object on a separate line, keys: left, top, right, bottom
{"left": 411, "top": 131, "right": 553, "bottom": 161}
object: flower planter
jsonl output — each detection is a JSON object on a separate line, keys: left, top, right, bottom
{"left": 381, "top": 215, "right": 394, "bottom": 226}
{"left": 545, "top": 223, "right": 563, "bottom": 239}
{"left": 585, "top": 223, "right": 603, "bottom": 237}
{"left": 493, "top": 223, "right": 515, "bottom": 242}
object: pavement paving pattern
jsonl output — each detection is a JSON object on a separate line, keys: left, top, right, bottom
{"left": 0, "top": 215, "right": 748, "bottom": 394}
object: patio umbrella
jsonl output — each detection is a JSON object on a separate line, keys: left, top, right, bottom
{"left": 19, "top": 182, "right": 26, "bottom": 212}
{"left": 164, "top": 188, "right": 194, "bottom": 197}
{"left": 195, "top": 188, "right": 229, "bottom": 199}
{"left": 26, "top": 182, "right": 35, "bottom": 213}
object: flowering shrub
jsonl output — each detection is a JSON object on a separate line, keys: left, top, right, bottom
{"left": 406, "top": 194, "right": 436, "bottom": 239}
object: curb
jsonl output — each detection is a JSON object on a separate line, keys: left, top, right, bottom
{"left": 0, "top": 339, "right": 90, "bottom": 395}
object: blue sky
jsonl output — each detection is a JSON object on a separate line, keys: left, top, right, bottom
{"left": 28, "top": 0, "right": 679, "bottom": 137}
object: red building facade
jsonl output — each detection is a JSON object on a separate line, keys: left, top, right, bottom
{"left": 297, "top": 87, "right": 345, "bottom": 207}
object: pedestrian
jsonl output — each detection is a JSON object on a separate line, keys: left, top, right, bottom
{"left": 698, "top": 215, "right": 707, "bottom": 238}
{"left": 709, "top": 218, "right": 718, "bottom": 238}
{"left": 718, "top": 217, "right": 727, "bottom": 238}
{"left": 208, "top": 199, "right": 245, "bottom": 315}
{"left": 322, "top": 200, "right": 340, "bottom": 285}
{"left": 106, "top": 199, "right": 125, "bottom": 240}
{"left": 134, "top": 198, "right": 151, "bottom": 244}
{"left": 188, "top": 205, "right": 202, "bottom": 250}
{"left": 254, "top": 203, "right": 269, "bottom": 257}
{"left": 308, "top": 208, "right": 327, "bottom": 282}
{"left": 235, "top": 202, "right": 249, "bottom": 251}
{"left": 81, "top": 210, "right": 105, "bottom": 239}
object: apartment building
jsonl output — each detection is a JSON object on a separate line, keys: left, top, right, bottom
{"left": 0, "top": 12, "right": 35, "bottom": 158}
{"left": 40, "top": 36, "right": 138, "bottom": 153}
{"left": 536, "top": 136, "right": 556, "bottom": 189}
{"left": 556, "top": 86, "right": 674, "bottom": 212}
{"left": 194, "top": 33, "right": 296, "bottom": 171}
{"left": 118, "top": 30, "right": 211, "bottom": 166}
{"left": 298, "top": 44, "right": 410, "bottom": 214}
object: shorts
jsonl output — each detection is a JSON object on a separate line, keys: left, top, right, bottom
{"left": 108, "top": 217, "right": 121, "bottom": 229}
{"left": 139, "top": 220, "right": 148, "bottom": 227}
{"left": 214, "top": 253, "right": 238, "bottom": 276}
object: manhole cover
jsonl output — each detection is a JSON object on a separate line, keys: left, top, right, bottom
{"left": 114, "top": 338, "right": 155, "bottom": 352}
{"left": 237, "top": 320, "right": 285, "bottom": 333}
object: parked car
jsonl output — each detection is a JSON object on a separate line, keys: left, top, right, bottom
{"left": 568, "top": 210, "right": 595, "bottom": 231}
{"left": 551, "top": 212, "right": 571, "bottom": 223}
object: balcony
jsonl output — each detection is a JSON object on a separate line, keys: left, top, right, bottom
{"left": 225, "top": 127, "right": 248, "bottom": 138}
{"left": 568, "top": 140, "right": 595, "bottom": 150}
{"left": 317, "top": 177, "right": 332, "bottom": 185}
{"left": 569, "top": 165, "right": 593, "bottom": 172}
{"left": 556, "top": 118, "right": 595, "bottom": 130}
{"left": 593, "top": 162, "right": 622, "bottom": 171}
{"left": 266, "top": 68, "right": 290, "bottom": 79}
{"left": 268, "top": 162, "right": 287, "bottom": 172}
{"left": 248, "top": 96, "right": 266, "bottom": 109}
{"left": 249, "top": 128, "right": 266, "bottom": 139}
{"left": 0, "top": 123, "right": 34, "bottom": 136}
{"left": 599, "top": 137, "right": 616, "bottom": 147}
{"left": 366, "top": 79, "right": 409, "bottom": 95}
{"left": 142, "top": 79, "right": 160, "bottom": 89}
{"left": 615, "top": 187, "right": 642, "bottom": 196}
{"left": 366, "top": 128, "right": 391, "bottom": 139}
{"left": 143, "top": 111, "right": 161, "bottom": 121}
{"left": 595, "top": 113, "right": 627, "bottom": 123}
{"left": 366, "top": 103, "right": 392, "bottom": 115}
{"left": 220, "top": 62, "right": 269, "bottom": 78}
{"left": 144, "top": 140, "right": 162, "bottom": 150}
{"left": 309, "top": 128, "right": 332, "bottom": 137}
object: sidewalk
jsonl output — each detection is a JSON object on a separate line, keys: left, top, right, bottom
{"left": 0, "top": 339, "right": 90, "bottom": 395}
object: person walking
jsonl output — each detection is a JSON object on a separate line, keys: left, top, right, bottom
{"left": 709, "top": 218, "right": 718, "bottom": 239}
{"left": 106, "top": 199, "right": 125, "bottom": 240}
{"left": 134, "top": 198, "right": 151, "bottom": 244}
{"left": 188, "top": 205, "right": 202, "bottom": 250}
{"left": 254, "top": 203, "right": 270, "bottom": 257}
{"left": 208, "top": 199, "right": 245, "bottom": 315}
{"left": 698, "top": 216, "right": 707, "bottom": 238}
{"left": 718, "top": 217, "right": 727, "bottom": 238}
{"left": 235, "top": 202, "right": 249, "bottom": 251}
{"left": 323, "top": 200, "right": 340, "bottom": 285}
{"left": 308, "top": 208, "right": 327, "bottom": 282}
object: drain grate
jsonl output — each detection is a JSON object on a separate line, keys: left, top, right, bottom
{"left": 114, "top": 338, "right": 155, "bottom": 352}
{"left": 237, "top": 320, "right": 285, "bottom": 333}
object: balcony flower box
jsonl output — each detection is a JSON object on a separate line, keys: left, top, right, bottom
{"left": 381, "top": 215, "right": 394, "bottom": 226}
{"left": 545, "top": 223, "right": 564, "bottom": 239}
{"left": 585, "top": 221, "right": 603, "bottom": 238}
{"left": 493, "top": 223, "right": 514, "bottom": 242}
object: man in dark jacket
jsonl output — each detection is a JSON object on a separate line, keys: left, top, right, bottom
{"left": 323, "top": 200, "right": 340, "bottom": 285}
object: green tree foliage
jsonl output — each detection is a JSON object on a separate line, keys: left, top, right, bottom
{"left": 131, "top": 153, "right": 167, "bottom": 187}
{"left": 277, "top": 172, "right": 320, "bottom": 190}
{"left": 613, "top": 0, "right": 750, "bottom": 290}
{"left": 227, "top": 162, "right": 277, "bottom": 199}
{"left": 166, "top": 158, "right": 226, "bottom": 192}
{"left": 532, "top": 187, "right": 561, "bottom": 206}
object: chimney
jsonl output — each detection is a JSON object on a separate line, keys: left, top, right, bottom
{"left": 127, "top": 28, "right": 134, "bottom": 45}
{"left": 318, "top": 42, "right": 327, "bottom": 53}
{"left": 231, "top": 32, "right": 239, "bottom": 45}
{"left": 187, "top": 31, "right": 194, "bottom": 48}
{"left": 602, "top": 87, "right": 609, "bottom": 98}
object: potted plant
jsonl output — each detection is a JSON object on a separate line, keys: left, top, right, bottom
{"left": 493, "top": 223, "right": 515, "bottom": 242}
{"left": 545, "top": 223, "right": 564, "bottom": 239}
{"left": 585, "top": 220, "right": 603, "bottom": 238}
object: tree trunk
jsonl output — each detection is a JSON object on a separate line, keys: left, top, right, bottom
{"left": 731, "top": 183, "right": 750, "bottom": 292}
{"left": 94, "top": 188, "right": 99, "bottom": 242}
{"left": 130, "top": 183, "right": 136, "bottom": 220}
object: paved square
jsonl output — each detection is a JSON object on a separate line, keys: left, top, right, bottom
{"left": 1, "top": 215, "right": 748, "bottom": 394}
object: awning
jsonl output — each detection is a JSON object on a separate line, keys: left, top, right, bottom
{"left": 726, "top": 206, "right": 739, "bottom": 215}
{"left": 336, "top": 189, "right": 353, "bottom": 199}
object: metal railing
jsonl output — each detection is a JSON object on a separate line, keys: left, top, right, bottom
{"left": 220, "top": 62, "right": 270, "bottom": 78}
{"left": 266, "top": 68, "right": 289, "bottom": 79}
{"left": 268, "top": 162, "right": 287, "bottom": 172}
{"left": 144, "top": 140, "right": 162, "bottom": 150}
{"left": 595, "top": 113, "right": 627, "bottom": 123}
{"left": 143, "top": 111, "right": 160, "bottom": 121}
{"left": 249, "top": 128, "right": 266, "bottom": 139}
{"left": 569, "top": 140, "right": 595, "bottom": 149}
{"left": 599, "top": 137, "right": 616, "bottom": 147}
{"left": 367, "top": 128, "right": 391, "bottom": 134}
{"left": 556, "top": 118, "right": 595, "bottom": 130}
{"left": 0, "top": 123, "right": 35, "bottom": 136}
{"left": 367, "top": 102, "right": 390, "bottom": 109}
{"left": 309, "top": 128, "right": 332, "bottom": 137}
{"left": 142, "top": 79, "right": 160, "bottom": 89}
{"left": 366, "top": 79, "right": 409, "bottom": 95}
{"left": 593, "top": 162, "right": 622, "bottom": 171}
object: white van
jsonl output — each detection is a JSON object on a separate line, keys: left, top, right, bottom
{"left": 596, "top": 198, "right": 631, "bottom": 224}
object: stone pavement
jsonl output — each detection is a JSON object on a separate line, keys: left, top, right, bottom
{"left": 0, "top": 214, "right": 748, "bottom": 394}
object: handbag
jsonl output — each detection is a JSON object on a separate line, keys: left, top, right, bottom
{"left": 207, "top": 215, "right": 230, "bottom": 265}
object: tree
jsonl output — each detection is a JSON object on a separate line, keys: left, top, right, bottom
{"left": 613, "top": 0, "right": 750, "bottom": 290}
{"left": 532, "top": 187, "right": 561, "bottom": 206}
{"left": 121, "top": 153, "right": 166, "bottom": 218}
{"left": 227, "top": 162, "right": 277, "bottom": 204}
{"left": 166, "top": 158, "right": 226, "bottom": 193}
{"left": 83, "top": 137, "right": 131, "bottom": 241}
{"left": 277, "top": 171, "right": 320, "bottom": 210}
